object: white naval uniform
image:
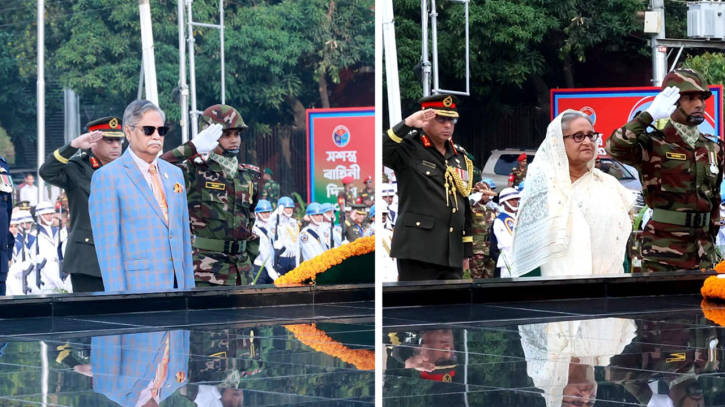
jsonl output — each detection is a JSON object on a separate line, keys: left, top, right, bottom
{"left": 276, "top": 214, "right": 301, "bottom": 268}
{"left": 252, "top": 220, "right": 278, "bottom": 280}
{"left": 493, "top": 210, "right": 516, "bottom": 278}
{"left": 300, "top": 223, "right": 326, "bottom": 262}
{"left": 35, "top": 224, "right": 72, "bottom": 293}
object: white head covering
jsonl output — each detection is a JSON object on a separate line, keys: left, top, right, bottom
{"left": 35, "top": 201, "right": 55, "bottom": 216}
{"left": 15, "top": 210, "right": 33, "bottom": 224}
{"left": 511, "top": 110, "right": 634, "bottom": 277}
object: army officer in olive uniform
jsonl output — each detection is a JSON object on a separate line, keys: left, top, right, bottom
{"left": 382, "top": 94, "right": 474, "bottom": 280}
{"left": 39, "top": 116, "right": 124, "bottom": 292}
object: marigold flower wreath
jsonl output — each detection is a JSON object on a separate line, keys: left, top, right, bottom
{"left": 700, "top": 261, "right": 725, "bottom": 300}
{"left": 274, "top": 236, "right": 375, "bottom": 286}
{"left": 284, "top": 323, "right": 375, "bottom": 370}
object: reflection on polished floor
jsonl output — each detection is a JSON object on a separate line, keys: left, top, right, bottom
{"left": 0, "top": 302, "right": 374, "bottom": 406}
{"left": 384, "top": 294, "right": 725, "bottom": 406}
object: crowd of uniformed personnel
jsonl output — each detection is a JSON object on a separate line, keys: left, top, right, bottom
{"left": 0, "top": 103, "right": 374, "bottom": 296}
{"left": 383, "top": 67, "right": 724, "bottom": 281}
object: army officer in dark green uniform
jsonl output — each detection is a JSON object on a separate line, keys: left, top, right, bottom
{"left": 382, "top": 94, "right": 474, "bottom": 280}
{"left": 39, "top": 116, "right": 125, "bottom": 292}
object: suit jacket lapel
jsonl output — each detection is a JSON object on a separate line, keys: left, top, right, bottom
{"left": 121, "top": 151, "right": 167, "bottom": 225}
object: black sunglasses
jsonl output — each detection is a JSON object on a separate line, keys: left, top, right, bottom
{"left": 132, "top": 125, "right": 170, "bottom": 136}
{"left": 435, "top": 116, "right": 458, "bottom": 125}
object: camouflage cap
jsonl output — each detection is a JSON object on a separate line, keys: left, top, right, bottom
{"left": 200, "top": 104, "right": 249, "bottom": 132}
{"left": 86, "top": 116, "right": 124, "bottom": 138}
{"left": 662, "top": 68, "right": 712, "bottom": 99}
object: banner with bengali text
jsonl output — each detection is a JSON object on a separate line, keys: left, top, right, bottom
{"left": 306, "top": 107, "right": 375, "bottom": 204}
{"left": 552, "top": 86, "right": 723, "bottom": 155}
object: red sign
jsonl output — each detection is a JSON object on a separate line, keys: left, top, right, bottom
{"left": 552, "top": 86, "right": 723, "bottom": 155}
{"left": 306, "top": 107, "right": 375, "bottom": 204}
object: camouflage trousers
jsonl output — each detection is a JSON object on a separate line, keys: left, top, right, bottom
{"left": 469, "top": 255, "right": 496, "bottom": 279}
{"left": 640, "top": 221, "right": 717, "bottom": 272}
{"left": 194, "top": 248, "right": 254, "bottom": 287}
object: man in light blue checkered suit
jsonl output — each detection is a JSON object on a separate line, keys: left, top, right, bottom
{"left": 91, "top": 330, "right": 190, "bottom": 407}
{"left": 89, "top": 100, "right": 194, "bottom": 292}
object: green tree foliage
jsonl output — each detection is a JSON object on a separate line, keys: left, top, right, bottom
{"left": 391, "top": 0, "right": 648, "bottom": 108}
{"left": 0, "top": 126, "right": 16, "bottom": 164}
{"left": 682, "top": 52, "right": 725, "bottom": 88}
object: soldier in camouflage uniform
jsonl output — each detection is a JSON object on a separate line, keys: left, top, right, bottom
{"left": 606, "top": 68, "right": 723, "bottom": 272}
{"left": 339, "top": 176, "right": 357, "bottom": 207}
{"left": 261, "top": 168, "right": 280, "bottom": 204}
{"left": 469, "top": 182, "right": 497, "bottom": 279}
{"left": 161, "top": 104, "right": 261, "bottom": 286}
{"left": 507, "top": 153, "right": 527, "bottom": 188}
{"left": 359, "top": 175, "right": 374, "bottom": 206}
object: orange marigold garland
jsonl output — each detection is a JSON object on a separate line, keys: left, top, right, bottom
{"left": 701, "top": 299, "right": 725, "bottom": 326}
{"left": 701, "top": 275, "right": 725, "bottom": 300}
{"left": 284, "top": 323, "right": 375, "bottom": 370}
{"left": 274, "top": 236, "right": 375, "bottom": 286}
{"left": 715, "top": 260, "right": 725, "bottom": 274}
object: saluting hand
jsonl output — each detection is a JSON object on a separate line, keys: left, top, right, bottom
{"left": 70, "top": 131, "right": 104, "bottom": 150}
{"left": 404, "top": 109, "right": 436, "bottom": 128}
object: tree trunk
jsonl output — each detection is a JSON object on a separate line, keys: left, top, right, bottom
{"left": 530, "top": 74, "right": 550, "bottom": 109}
{"left": 563, "top": 54, "right": 575, "bottom": 88}
{"left": 284, "top": 95, "right": 306, "bottom": 130}
{"left": 319, "top": 74, "right": 330, "bottom": 108}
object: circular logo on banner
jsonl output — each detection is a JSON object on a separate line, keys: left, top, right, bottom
{"left": 580, "top": 106, "right": 596, "bottom": 125}
{"left": 333, "top": 125, "right": 351, "bottom": 147}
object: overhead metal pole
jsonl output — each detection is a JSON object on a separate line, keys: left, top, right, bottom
{"left": 137, "top": 56, "right": 145, "bottom": 100}
{"left": 37, "top": 0, "right": 46, "bottom": 200}
{"left": 187, "top": 0, "right": 199, "bottom": 138}
{"left": 652, "top": 0, "right": 667, "bottom": 86}
{"left": 382, "top": 0, "right": 401, "bottom": 126}
{"left": 139, "top": 0, "right": 159, "bottom": 105}
{"left": 431, "top": 0, "right": 470, "bottom": 96}
{"left": 178, "top": 0, "right": 189, "bottom": 142}
{"left": 430, "top": 0, "right": 439, "bottom": 94}
{"left": 220, "top": 0, "right": 225, "bottom": 105}
{"left": 421, "top": 0, "right": 431, "bottom": 97}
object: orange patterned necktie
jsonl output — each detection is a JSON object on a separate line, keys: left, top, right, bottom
{"left": 148, "top": 165, "right": 169, "bottom": 223}
{"left": 150, "top": 334, "right": 171, "bottom": 398}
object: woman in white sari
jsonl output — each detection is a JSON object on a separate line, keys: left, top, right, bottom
{"left": 511, "top": 110, "right": 635, "bottom": 277}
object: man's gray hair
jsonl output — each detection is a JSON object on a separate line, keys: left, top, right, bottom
{"left": 122, "top": 99, "right": 166, "bottom": 130}
{"left": 561, "top": 110, "right": 593, "bottom": 132}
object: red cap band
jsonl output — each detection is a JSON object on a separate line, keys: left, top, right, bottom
{"left": 421, "top": 101, "right": 456, "bottom": 109}
{"left": 89, "top": 124, "right": 122, "bottom": 131}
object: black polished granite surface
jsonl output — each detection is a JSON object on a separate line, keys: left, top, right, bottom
{"left": 0, "top": 302, "right": 374, "bottom": 406}
{"left": 384, "top": 294, "right": 725, "bottom": 406}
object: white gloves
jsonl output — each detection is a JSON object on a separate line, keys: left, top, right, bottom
{"left": 273, "top": 240, "right": 284, "bottom": 250}
{"left": 646, "top": 86, "right": 680, "bottom": 120}
{"left": 191, "top": 123, "right": 223, "bottom": 154}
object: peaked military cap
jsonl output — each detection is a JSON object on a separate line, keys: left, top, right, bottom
{"left": 14, "top": 201, "right": 30, "bottom": 211}
{"left": 419, "top": 94, "right": 460, "bottom": 118}
{"left": 86, "top": 116, "right": 124, "bottom": 138}
{"left": 351, "top": 203, "right": 367, "bottom": 215}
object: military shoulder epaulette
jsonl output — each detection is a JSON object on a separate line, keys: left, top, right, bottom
{"left": 240, "top": 164, "right": 260, "bottom": 173}
{"left": 703, "top": 134, "right": 720, "bottom": 144}
{"left": 455, "top": 144, "right": 467, "bottom": 155}
{"left": 345, "top": 220, "right": 352, "bottom": 226}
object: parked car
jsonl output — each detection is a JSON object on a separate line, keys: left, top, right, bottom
{"left": 480, "top": 149, "right": 536, "bottom": 190}
{"left": 481, "top": 149, "right": 644, "bottom": 211}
